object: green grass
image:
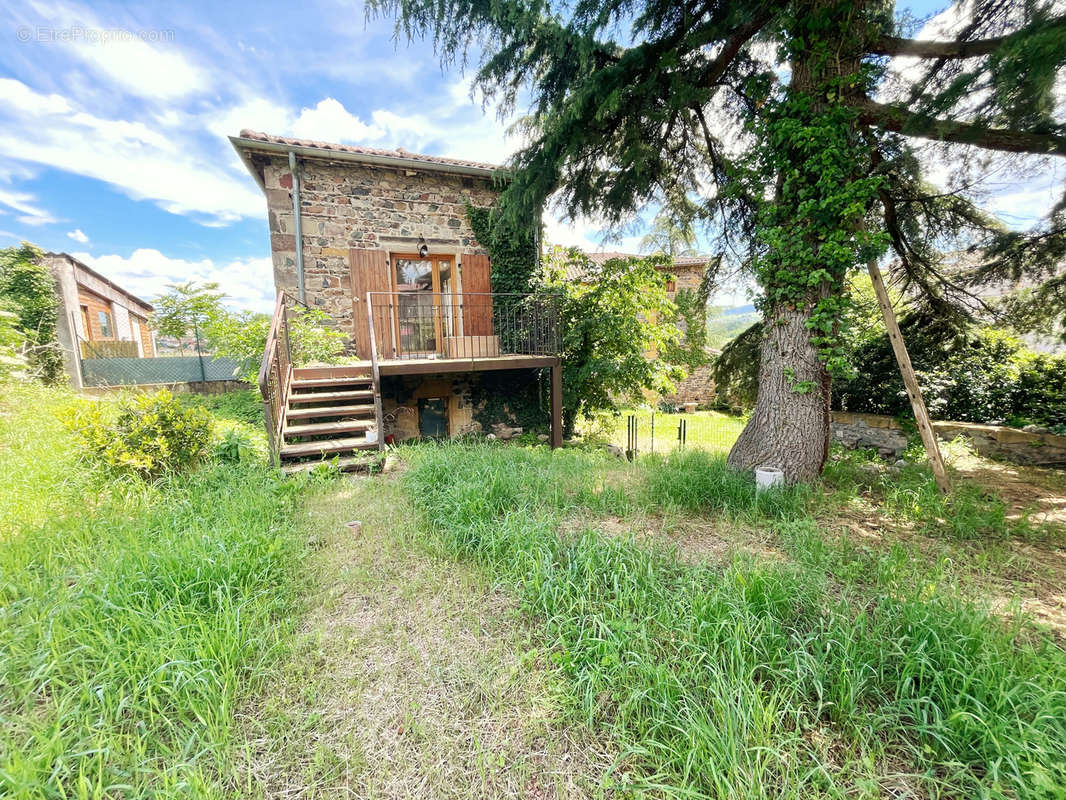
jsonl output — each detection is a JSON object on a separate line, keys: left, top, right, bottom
{"left": 0, "top": 382, "right": 311, "bottom": 798}
{"left": 592, "top": 407, "right": 747, "bottom": 454}
{"left": 401, "top": 442, "right": 1066, "bottom": 799}
{"left": 178, "top": 386, "right": 264, "bottom": 426}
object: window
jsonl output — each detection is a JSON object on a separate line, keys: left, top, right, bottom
{"left": 98, "top": 310, "right": 113, "bottom": 339}
{"left": 665, "top": 280, "right": 677, "bottom": 293}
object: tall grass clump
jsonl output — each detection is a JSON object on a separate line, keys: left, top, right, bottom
{"left": 0, "top": 383, "right": 310, "bottom": 797}
{"left": 822, "top": 446, "right": 1041, "bottom": 540}
{"left": 642, "top": 449, "right": 811, "bottom": 520}
{"left": 403, "top": 442, "right": 1066, "bottom": 799}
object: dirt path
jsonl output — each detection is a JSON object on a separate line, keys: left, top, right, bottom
{"left": 231, "top": 475, "right": 612, "bottom": 799}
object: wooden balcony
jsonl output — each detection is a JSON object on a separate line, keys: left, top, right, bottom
{"left": 364, "top": 291, "right": 560, "bottom": 371}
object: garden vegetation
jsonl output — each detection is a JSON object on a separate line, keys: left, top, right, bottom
{"left": 0, "top": 382, "right": 312, "bottom": 796}
{"left": 402, "top": 443, "right": 1066, "bottom": 798}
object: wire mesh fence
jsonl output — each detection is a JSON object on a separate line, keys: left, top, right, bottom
{"left": 77, "top": 333, "right": 242, "bottom": 388}
{"left": 602, "top": 407, "right": 747, "bottom": 457}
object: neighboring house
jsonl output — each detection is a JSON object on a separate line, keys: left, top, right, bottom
{"left": 43, "top": 252, "right": 155, "bottom": 387}
{"left": 567, "top": 250, "right": 721, "bottom": 406}
{"left": 230, "top": 130, "right": 563, "bottom": 470}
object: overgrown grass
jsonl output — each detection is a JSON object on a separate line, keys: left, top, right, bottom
{"left": 0, "top": 382, "right": 311, "bottom": 797}
{"left": 179, "top": 386, "right": 264, "bottom": 426}
{"left": 402, "top": 442, "right": 1066, "bottom": 798}
{"left": 822, "top": 445, "right": 1050, "bottom": 540}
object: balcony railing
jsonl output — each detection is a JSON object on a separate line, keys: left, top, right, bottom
{"left": 365, "top": 291, "right": 560, "bottom": 361}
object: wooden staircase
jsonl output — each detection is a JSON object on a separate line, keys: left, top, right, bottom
{"left": 258, "top": 292, "right": 385, "bottom": 475}
{"left": 278, "top": 366, "right": 381, "bottom": 474}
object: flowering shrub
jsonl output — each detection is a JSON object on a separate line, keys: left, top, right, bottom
{"left": 62, "top": 389, "right": 212, "bottom": 479}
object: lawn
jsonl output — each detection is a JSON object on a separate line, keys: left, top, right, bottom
{"left": 594, "top": 407, "right": 747, "bottom": 454}
{"left": 4, "top": 381, "right": 1066, "bottom": 799}
{"left": 0, "top": 383, "right": 310, "bottom": 797}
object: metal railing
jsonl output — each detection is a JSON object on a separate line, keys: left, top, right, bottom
{"left": 366, "top": 292, "right": 560, "bottom": 361}
{"left": 258, "top": 291, "right": 297, "bottom": 463}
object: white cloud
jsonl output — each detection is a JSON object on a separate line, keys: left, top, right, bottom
{"left": 0, "top": 185, "right": 57, "bottom": 225}
{"left": 292, "top": 98, "right": 384, "bottom": 142}
{"left": 0, "top": 78, "right": 263, "bottom": 224}
{"left": 67, "top": 228, "right": 88, "bottom": 243}
{"left": 72, "top": 248, "right": 276, "bottom": 312}
{"left": 26, "top": 1, "right": 211, "bottom": 100}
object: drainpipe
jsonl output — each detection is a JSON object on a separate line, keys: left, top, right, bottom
{"left": 288, "top": 151, "right": 306, "bottom": 304}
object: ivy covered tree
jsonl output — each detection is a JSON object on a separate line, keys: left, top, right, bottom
{"left": 372, "top": 0, "right": 1066, "bottom": 482}
{"left": 0, "top": 243, "right": 62, "bottom": 383}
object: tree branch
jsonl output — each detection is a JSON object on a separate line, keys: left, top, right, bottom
{"left": 871, "top": 34, "right": 1003, "bottom": 58}
{"left": 700, "top": 10, "right": 776, "bottom": 88}
{"left": 869, "top": 17, "right": 1066, "bottom": 59}
{"left": 853, "top": 98, "right": 1066, "bottom": 156}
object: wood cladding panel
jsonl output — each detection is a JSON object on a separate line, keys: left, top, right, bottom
{"left": 462, "top": 253, "right": 493, "bottom": 337}
{"left": 349, "top": 248, "right": 392, "bottom": 359}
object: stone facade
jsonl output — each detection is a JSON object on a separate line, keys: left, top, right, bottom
{"left": 830, "top": 411, "right": 1066, "bottom": 466}
{"left": 666, "top": 362, "right": 717, "bottom": 405}
{"left": 260, "top": 155, "right": 498, "bottom": 343}
{"left": 379, "top": 369, "right": 544, "bottom": 441}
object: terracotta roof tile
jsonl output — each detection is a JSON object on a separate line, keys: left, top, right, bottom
{"left": 237, "top": 129, "right": 503, "bottom": 172}
{"left": 564, "top": 251, "right": 712, "bottom": 282}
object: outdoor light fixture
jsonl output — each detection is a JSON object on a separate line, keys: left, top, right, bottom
{"left": 417, "top": 235, "right": 429, "bottom": 258}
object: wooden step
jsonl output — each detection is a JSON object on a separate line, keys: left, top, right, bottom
{"left": 291, "top": 377, "right": 373, "bottom": 390}
{"left": 292, "top": 365, "right": 372, "bottom": 381}
{"left": 280, "top": 435, "right": 379, "bottom": 459}
{"left": 284, "top": 419, "right": 375, "bottom": 439}
{"left": 288, "top": 389, "right": 374, "bottom": 404}
{"left": 281, "top": 454, "right": 377, "bottom": 475}
{"left": 284, "top": 403, "right": 375, "bottom": 420}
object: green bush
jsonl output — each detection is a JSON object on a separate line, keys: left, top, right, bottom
{"left": 837, "top": 320, "right": 1066, "bottom": 426}
{"left": 62, "top": 389, "right": 213, "bottom": 479}
{"left": 0, "top": 242, "right": 63, "bottom": 383}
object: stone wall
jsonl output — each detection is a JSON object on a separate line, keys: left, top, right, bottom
{"left": 379, "top": 369, "right": 545, "bottom": 441}
{"left": 665, "top": 363, "right": 716, "bottom": 405}
{"left": 260, "top": 155, "right": 498, "bottom": 342}
{"left": 830, "top": 411, "right": 1066, "bottom": 466}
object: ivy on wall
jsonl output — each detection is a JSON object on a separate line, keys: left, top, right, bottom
{"left": 465, "top": 204, "right": 538, "bottom": 294}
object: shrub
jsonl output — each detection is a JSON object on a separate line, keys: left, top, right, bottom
{"left": 0, "top": 303, "right": 27, "bottom": 380}
{"left": 214, "top": 427, "right": 258, "bottom": 464}
{"left": 63, "top": 389, "right": 213, "bottom": 479}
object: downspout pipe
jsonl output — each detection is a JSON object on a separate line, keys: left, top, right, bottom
{"left": 288, "top": 151, "right": 306, "bottom": 304}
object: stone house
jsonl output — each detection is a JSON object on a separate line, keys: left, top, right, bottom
{"left": 565, "top": 250, "right": 720, "bottom": 406}
{"left": 230, "top": 130, "right": 562, "bottom": 469}
{"left": 44, "top": 252, "right": 155, "bottom": 387}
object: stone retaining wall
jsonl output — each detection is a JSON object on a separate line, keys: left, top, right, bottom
{"left": 830, "top": 411, "right": 1066, "bottom": 466}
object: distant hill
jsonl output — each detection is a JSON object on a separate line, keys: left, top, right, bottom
{"left": 723, "top": 304, "right": 755, "bottom": 316}
{"left": 706, "top": 307, "right": 759, "bottom": 349}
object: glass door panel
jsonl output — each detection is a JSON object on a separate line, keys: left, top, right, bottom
{"left": 394, "top": 257, "right": 436, "bottom": 354}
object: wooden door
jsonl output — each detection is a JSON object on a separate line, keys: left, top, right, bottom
{"left": 349, "top": 248, "right": 392, "bottom": 359}
{"left": 462, "top": 253, "right": 493, "bottom": 336}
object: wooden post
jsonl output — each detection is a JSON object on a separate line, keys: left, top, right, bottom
{"left": 866, "top": 261, "right": 951, "bottom": 494}
{"left": 550, "top": 362, "right": 563, "bottom": 449}
{"left": 367, "top": 292, "right": 386, "bottom": 453}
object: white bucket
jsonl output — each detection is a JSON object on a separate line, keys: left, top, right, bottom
{"left": 755, "top": 467, "right": 784, "bottom": 492}
{"left": 364, "top": 429, "right": 378, "bottom": 444}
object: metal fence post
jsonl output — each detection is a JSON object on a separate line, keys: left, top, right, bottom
{"left": 194, "top": 323, "right": 207, "bottom": 384}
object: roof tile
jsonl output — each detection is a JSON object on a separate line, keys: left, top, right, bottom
{"left": 237, "top": 129, "right": 503, "bottom": 172}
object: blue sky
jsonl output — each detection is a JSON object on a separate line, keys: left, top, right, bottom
{"left": 0, "top": 0, "right": 1059, "bottom": 312}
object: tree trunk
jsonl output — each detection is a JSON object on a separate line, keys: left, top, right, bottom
{"left": 727, "top": 306, "right": 830, "bottom": 483}
{"left": 727, "top": 0, "right": 866, "bottom": 484}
